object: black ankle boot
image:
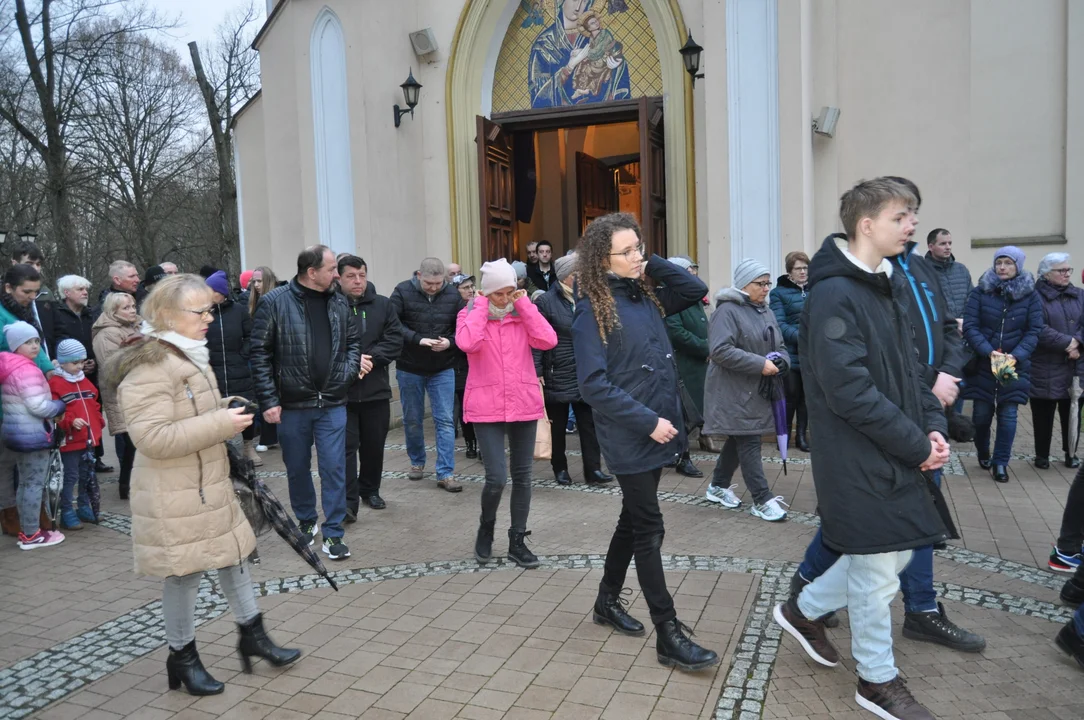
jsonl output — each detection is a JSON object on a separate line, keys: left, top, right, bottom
{"left": 1062, "top": 575, "right": 1084, "bottom": 606}
{"left": 166, "top": 640, "right": 224, "bottom": 695}
{"left": 1068, "top": 454, "right": 1081, "bottom": 469}
{"left": 475, "top": 520, "right": 495, "bottom": 563}
{"left": 992, "top": 464, "right": 1009, "bottom": 483}
{"left": 237, "top": 613, "right": 301, "bottom": 673}
{"left": 465, "top": 440, "right": 478, "bottom": 460}
{"left": 1055, "top": 621, "right": 1084, "bottom": 670}
{"left": 593, "top": 588, "right": 645, "bottom": 636}
{"left": 675, "top": 453, "right": 703, "bottom": 478}
{"left": 655, "top": 619, "right": 719, "bottom": 671}
{"left": 796, "top": 424, "right": 810, "bottom": 453}
{"left": 507, "top": 529, "right": 540, "bottom": 568}
{"left": 1036, "top": 456, "right": 1051, "bottom": 469}
{"left": 977, "top": 450, "right": 992, "bottom": 470}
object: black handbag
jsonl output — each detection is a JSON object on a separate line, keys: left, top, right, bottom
{"left": 677, "top": 378, "right": 704, "bottom": 436}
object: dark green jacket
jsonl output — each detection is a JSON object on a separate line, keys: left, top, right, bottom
{"left": 664, "top": 299, "right": 709, "bottom": 415}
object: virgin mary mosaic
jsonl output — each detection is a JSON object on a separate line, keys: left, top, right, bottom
{"left": 528, "top": 0, "right": 633, "bottom": 108}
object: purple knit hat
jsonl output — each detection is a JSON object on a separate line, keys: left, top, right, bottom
{"left": 993, "top": 246, "right": 1026, "bottom": 272}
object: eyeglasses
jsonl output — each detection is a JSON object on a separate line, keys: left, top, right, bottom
{"left": 1051, "top": 268, "right": 1074, "bottom": 275}
{"left": 610, "top": 243, "right": 646, "bottom": 260}
{"left": 182, "top": 307, "right": 214, "bottom": 318}
{"left": 750, "top": 281, "right": 773, "bottom": 289}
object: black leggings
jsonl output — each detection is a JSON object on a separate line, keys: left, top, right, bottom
{"left": 784, "top": 369, "right": 807, "bottom": 437}
{"left": 475, "top": 422, "right": 535, "bottom": 532}
{"left": 1031, "top": 397, "right": 1083, "bottom": 459}
{"left": 455, "top": 389, "right": 476, "bottom": 444}
{"left": 114, "top": 433, "right": 136, "bottom": 496}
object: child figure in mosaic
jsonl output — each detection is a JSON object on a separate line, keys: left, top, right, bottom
{"left": 571, "top": 12, "right": 623, "bottom": 100}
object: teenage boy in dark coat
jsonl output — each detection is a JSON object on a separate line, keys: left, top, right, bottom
{"left": 773, "top": 178, "right": 949, "bottom": 720}
{"left": 339, "top": 255, "right": 402, "bottom": 515}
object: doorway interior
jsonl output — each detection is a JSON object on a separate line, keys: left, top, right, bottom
{"left": 478, "top": 97, "right": 666, "bottom": 266}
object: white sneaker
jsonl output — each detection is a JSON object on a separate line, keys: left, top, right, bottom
{"left": 255, "top": 445, "right": 268, "bottom": 452}
{"left": 751, "top": 496, "right": 789, "bottom": 522}
{"left": 705, "top": 484, "right": 742, "bottom": 508}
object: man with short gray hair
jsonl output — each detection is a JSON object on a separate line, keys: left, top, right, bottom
{"left": 390, "top": 257, "right": 465, "bottom": 492}
{"left": 99, "top": 260, "right": 140, "bottom": 305}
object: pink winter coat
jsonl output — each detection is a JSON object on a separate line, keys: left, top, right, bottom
{"left": 456, "top": 295, "right": 557, "bottom": 424}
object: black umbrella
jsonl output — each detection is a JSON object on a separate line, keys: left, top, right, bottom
{"left": 227, "top": 444, "right": 339, "bottom": 591}
{"left": 83, "top": 440, "right": 100, "bottom": 520}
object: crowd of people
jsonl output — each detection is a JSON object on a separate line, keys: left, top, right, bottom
{"left": 1, "top": 172, "right": 1083, "bottom": 717}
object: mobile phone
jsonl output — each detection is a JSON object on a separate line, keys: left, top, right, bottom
{"left": 228, "top": 399, "right": 259, "bottom": 415}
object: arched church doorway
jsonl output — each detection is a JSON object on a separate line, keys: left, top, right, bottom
{"left": 447, "top": 0, "right": 694, "bottom": 273}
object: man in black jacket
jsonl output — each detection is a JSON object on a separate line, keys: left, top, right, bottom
{"left": 526, "top": 239, "right": 555, "bottom": 292}
{"left": 773, "top": 178, "right": 949, "bottom": 720}
{"left": 251, "top": 245, "right": 361, "bottom": 560}
{"left": 390, "top": 258, "right": 465, "bottom": 492}
{"left": 339, "top": 255, "right": 402, "bottom": 515}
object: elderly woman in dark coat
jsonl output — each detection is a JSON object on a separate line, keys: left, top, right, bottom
{"left": 663, "top": 255, "right": 708, "bottom": 476}
{"left": 769, "top": 251, "right": 810, "bottom": 452}
{"left": 1030, "top": 253, "right": 1084, "bottom": 471}
{"left": 962, "top": 246, "right": 1043, "bottom": 483}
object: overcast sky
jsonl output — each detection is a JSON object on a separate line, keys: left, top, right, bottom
{"left": 144, "top": 0, "right": 266, "bottom": 64}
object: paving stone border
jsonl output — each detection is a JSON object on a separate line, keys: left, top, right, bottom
{"left": 3, "top": 548, "right": 1074, "bottom": 720}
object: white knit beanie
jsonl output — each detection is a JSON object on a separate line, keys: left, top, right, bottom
{"left": 480, "top": 259, "right": 518, "bottom": 296}
{"left": 3, "top": 321, "right": 39, "bottom": 353}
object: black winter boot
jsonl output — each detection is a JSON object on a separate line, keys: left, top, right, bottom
{"left": 593, "top": 587, "right": 645, "bottom": 636}
{"left": 475, "top": 520, "right": 495, "bottom": 563}
{"left": 674, "top": 453, "right": 703, "bottom": 478}
{"left": 166, "top": 640, "right": 224, "bottom": 695}
{"left": 796, "top": 417, "right": 810, "bottom": 452}
{"left": 1062, "top": 574, "right": 1084, "bottom": 607}
{"left": 1055, "top": 621, "right": 1084, "bottom": 670}
{"left": 992, "top": 464, "right": 1009, "bottom": 483}
{"left": 237, "top": 613, "right": 301, "bottom": 673}
{"left": 465, "top": 440, "right": 478, "bottom": 460}
{"left": 507, "top": 529, "right": 540, "bottom": 569}
{"left": 655, "top": 619, "right": 719, "bottom": 671}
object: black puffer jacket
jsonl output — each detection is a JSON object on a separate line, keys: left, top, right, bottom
{"left": 345, "top": 283, "right": 403, "bottom": 403}
{"left": 534, "top": 283, "right": 579, "bottom": 403}
{"left": 390, "top": 277, "right": 464, "bottom": 376}
{"left": 250, "top": 278, "right": 361, "bottom": 411}
{"left": 572, "top": 255, "right": 707, "bottom": 475}
{"left": 207, "top": 297, "right": 254, "bottom": 402}
{"left": 53, "top": 303, "right": 96, "bottom": 364}
{"left": 799, "top": 235, "right": 947, "bottom": 555}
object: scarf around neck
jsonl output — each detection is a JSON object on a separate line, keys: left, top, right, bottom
{"left": 488, "top": 302, "right": 515, "bottom": 321}
{"left": 56, "top": 367, "right": 85, "bottom": 383}
{"left": 141, "top": 321, "right": 211, "bottom": 372}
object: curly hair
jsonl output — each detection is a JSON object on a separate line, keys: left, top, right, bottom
{"left": 576, "top": 212, "right": 663, "bottom": 343}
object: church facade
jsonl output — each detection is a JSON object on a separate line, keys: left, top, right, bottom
{"left": 234, "top": 0, "right": 1082, "bottom": 290}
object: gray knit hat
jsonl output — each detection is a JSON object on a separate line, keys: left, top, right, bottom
{"left": 554, "top": 253, "right": 578, "bottom": 282}
{"left": 668, "top": 255, "right": 697, "bottom": 271}
{"left": 733, "top": 258, "right": 771, "bottom": 290}
{"left": 3, "top": 321, "right": 39, "bottom": 353}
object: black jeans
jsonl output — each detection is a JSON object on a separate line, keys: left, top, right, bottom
{"left": 114, "top": 433, "right": 136, "bottom": 496}
{"left": 345, "top": 400, "right": 391, "bottom": 510}
{"left": 1032, "top": 397, "right": 1083, "bottom": 459}
{"left": 1057, "top": 464, "right": 1084, "bottom": 553}
{"left": 260, "top": 420, "right": 278, "bottom": 447}
{"left": 784, "top": 369, "right": 807, "bottom": 437}
{"left": 601, "top": 468, "right": 676, "bottom": 625}
{"left": 454, "top": 389, "right": 476, "bottom": 444}
{"left": 475, "top": 421, "right": 535, "bottom": 532}
{"left": 546, "top": 400, "right": 601, "bottom": 474}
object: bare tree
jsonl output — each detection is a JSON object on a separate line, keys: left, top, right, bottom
{"left": 188, "top": 1, "right": 259, "bottom": 275}
{"left": 0, "top": 0, "right": 166, "bottom": 274}
{"left": 78, "top": 33, "right": 202, "bottom": 271}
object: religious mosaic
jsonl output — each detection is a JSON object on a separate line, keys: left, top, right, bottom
{"left": 491, "top": 0, "right": 663, "bottom": 113}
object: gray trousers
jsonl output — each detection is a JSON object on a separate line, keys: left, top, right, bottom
{"left": 475, "top": 421, "right": 536, "bottom": 532}
{"left": 162, "top": 562, "right": 259, "bottom": 649}
{"left": 15, "top": 450, "right": 50, "bottom": 536}
{"left": 711, "top": 435, "right": 771, "bottom": 505}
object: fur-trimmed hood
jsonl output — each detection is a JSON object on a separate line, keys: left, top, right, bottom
{"left": 102, "top": 337, "right": 179, "bottom": 397}
{"left": 977, "top": 269, "right": 1036, "bottom": 301}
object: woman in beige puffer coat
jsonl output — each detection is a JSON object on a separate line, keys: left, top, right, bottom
{"left": 92, "top": 292, "right": 142, "bottom": 499}
{"left": 109, "top": 274, "right": 299, "bottom": 697}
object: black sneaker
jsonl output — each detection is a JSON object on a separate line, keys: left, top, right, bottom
{"left": 902, "top": 602, "right": 986, "bottom": 653}
{"left": 344, "top": 507, "right": 358, "bottom": 524}
{"left": 322, "top": 537, "right": 350, "bottom": 560}
{"left": 299, "top": 522, "right": 316, "bottom": 547}
{"left": 1055, "top": 621, "right": 1084, "bottom": 670}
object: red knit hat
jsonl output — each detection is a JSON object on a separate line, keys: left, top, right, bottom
{"left": 240, "top": 269, "right": 254, "bottom": 290}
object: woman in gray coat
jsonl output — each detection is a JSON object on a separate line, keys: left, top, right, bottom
{"left": 703, "top": 259, "right": 790, "bottom": 522}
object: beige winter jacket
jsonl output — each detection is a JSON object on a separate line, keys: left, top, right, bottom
{"left": 92, "top": 314, "right": 141, "bottom": 435}
{"left": 111, "top": 338, "right": 256, "bottom": 578}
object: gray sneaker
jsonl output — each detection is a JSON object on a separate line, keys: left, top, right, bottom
{"left": 408, "top": 465, "right": 425, "bottom": 480}
{"left": 705, "top": 484, "right": 742, "bottom": 508}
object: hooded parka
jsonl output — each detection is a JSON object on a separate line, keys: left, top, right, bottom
{"left": 1030, "top": 278, "right": 1084, "bottom": 400}
{"left": 112, "top": 339, "right": 256, "bottom": 578}
{"left": 664, "top": 298, "right": 709, "bottom": 415}
{"left": 703, "top": 288, "right": 788, "bottom": 437}
{"left": 799, "top": 236, "right": 948, "bottom": 555}
{"left": 207, "top": 296, "right": 254, "bottom": 402}
{"left": 534, "top": 282, "right": 582, "bottom": 404}
{"left": 91, "top": 312, "right": 142, "bottom": 435}
{"left": 768, "top": 275, "right": 806, "bottom": 371}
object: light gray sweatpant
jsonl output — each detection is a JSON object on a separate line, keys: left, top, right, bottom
{"left": 162, "top": 562, "right": 259, "bottom": 649}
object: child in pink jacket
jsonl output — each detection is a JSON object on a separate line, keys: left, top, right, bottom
{"left": 456, "top": 259, "right": 556, "bottom": 569}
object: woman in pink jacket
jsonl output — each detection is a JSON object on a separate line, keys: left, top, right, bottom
{"left": 457, "top": 259, "right": 557, "bottom": 568}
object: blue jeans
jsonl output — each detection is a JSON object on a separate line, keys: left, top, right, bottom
{"left": 60, "top": 450, "right": 91, "bottom": 510}
{"left": 799, "top": 471, "right": 941, "bottom": 614}
{"left": 1075, "top": 599, "right": 1084, "bottom": 638}
{"left": 397, "top": 369, "right": 455, "bottom": 480}
{"left": 799, "top": 550, "right": 913, "bottom": 683}
{"left": 972, "top": 400, "right": 1019, "bottom": 465}
{"left": 279, "top": 406, "right": 347, "bottom": 539}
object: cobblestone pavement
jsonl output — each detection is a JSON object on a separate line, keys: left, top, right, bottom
{"left": 3, "top": 408, "right": 1083, "bottom": 720}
